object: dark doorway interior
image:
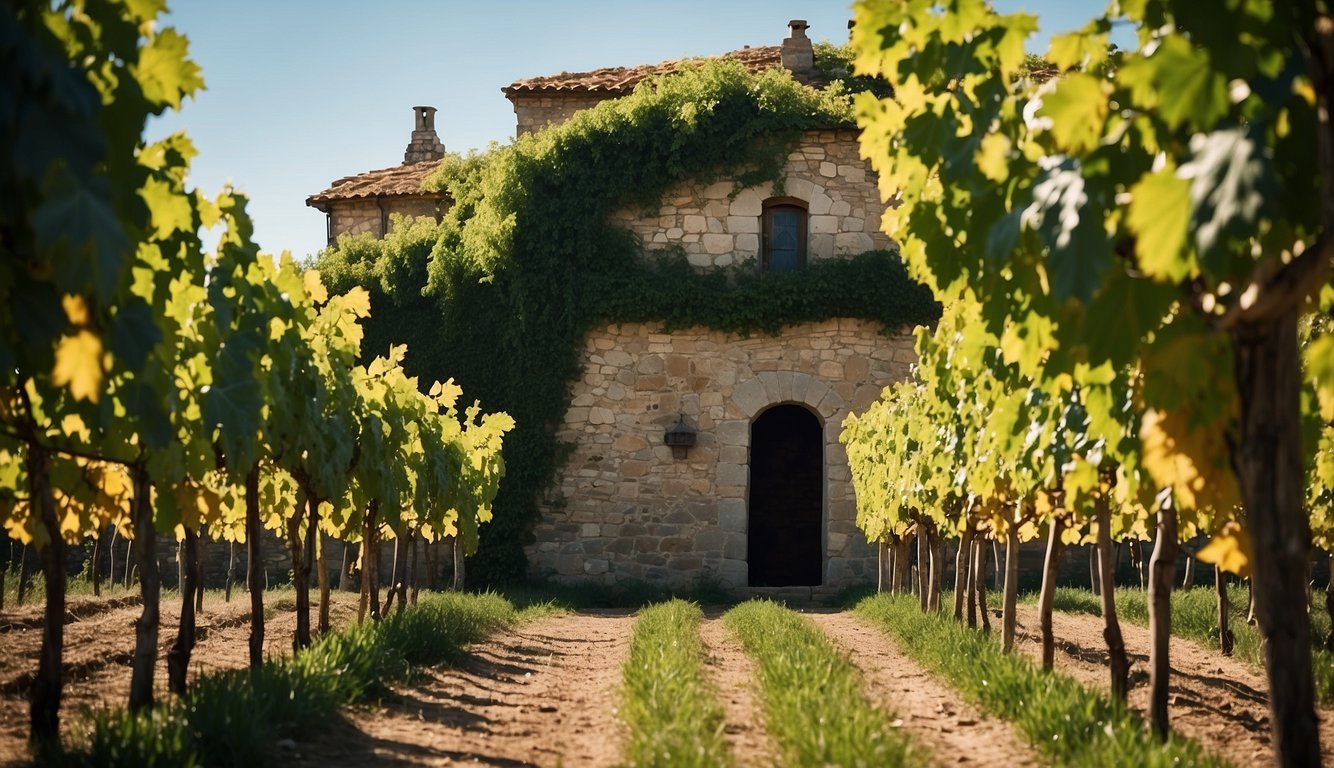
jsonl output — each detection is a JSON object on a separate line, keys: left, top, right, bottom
{"left": 747, "top": 405, "right": 823, "bottom": 586}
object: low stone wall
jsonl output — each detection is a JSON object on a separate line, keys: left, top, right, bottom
{"left": 607, "top": 129, "right": 890, "bottom": 269}
{"left": 529, "top": 319, "right": 915, "bottom": 590}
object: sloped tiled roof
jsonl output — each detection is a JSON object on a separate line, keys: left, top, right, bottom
{"left": 306, "top": 159, "right": 444, "bottom": 210}
{"left": 503, "top": 45, "right": 790, "bottom": 95}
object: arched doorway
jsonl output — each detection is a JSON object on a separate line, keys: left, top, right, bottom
{"left": 747, "top": 404, "right": 823, "bottom": 586}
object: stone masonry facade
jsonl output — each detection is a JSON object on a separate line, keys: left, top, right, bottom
{"left": 510, "top": 93, "right": 608, "bottom": 137}
{"left": 524, "top": 123, "right": 907, "bottom": 592}
{"left": 527, "top": 320, "right": 915, "bottom": 590}
{"left": 608, "top": 129, "right": 890, "bottom": 268}
{"left": 327, "top": 197, "right": 441, "bottom": 240}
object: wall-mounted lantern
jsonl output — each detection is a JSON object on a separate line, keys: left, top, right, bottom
{"left": 664, "top": 414, "right": 697, "bottom": 460}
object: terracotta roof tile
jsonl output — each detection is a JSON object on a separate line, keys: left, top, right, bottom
{"left": 306, "top": 159, "right": 444, "bottom": 209}
{"left": 503, "top": 45, "right": 789, "bottom": 95}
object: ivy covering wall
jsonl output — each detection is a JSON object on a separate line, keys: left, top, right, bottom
{"left": 317, "top": 58, "right": 939, "bottom": 584}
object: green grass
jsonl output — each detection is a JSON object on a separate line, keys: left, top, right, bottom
{"left": 53, "top": 591, "right": 521, "bottom": 767}
{"left": 620, "top": 599, "right": 729, "bottom": 767}
{"left": 1035, "top": 585, "right": 1334, "bottom": 704}
{"left": 724, "top": 599, "right": 920, "bottom": 767}
{"left": 856, "top": 594, "right": 1228, "bottom": 768}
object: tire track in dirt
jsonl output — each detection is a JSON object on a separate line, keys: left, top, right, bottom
{"left": 698, "top": 615, "right": 776, "bottom": 766}
{"left": 286, "top": 610, "right": 634, "bottom": 767}
{"left": 1012, "top": 603, "right": 1334, "bottom": 767}
{"left": 807, "top": 610, "right": 1040, "bottom": 767}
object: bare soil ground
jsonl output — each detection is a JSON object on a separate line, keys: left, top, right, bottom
{"left": 1013, "top": 603, "right": 1334, "bottom": 767}
{"left": 698, "top": 615, "right": 776, "bottom": 766}
{"left": 286, "top": 610, "right": 634, "bottom": 768}
{"left": 806, "top": 610, "right": 1041, "bottom": 767}
{"left": 3, "top": 593, "right": 1333, "bottom": 767}
{"left": 0, "top": 587, "right": 361, "bottom": 766}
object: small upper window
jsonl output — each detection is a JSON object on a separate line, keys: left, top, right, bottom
{"left": 762, "top": 198, "right": 807, "bottom": 273}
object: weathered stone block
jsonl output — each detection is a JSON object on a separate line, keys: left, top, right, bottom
{"left": 694, "top": 528, "right": 724, "bottom": 551}
{"left": 810, "top": 215, "right": 839, "bottom": 234}
{"left": 727, "top": 215, "right": 760, "bottom": 234}
{"left": 719, "top": 500, "right": 746, "bottom": 532}
{"left": 702, "top": 233, "right": 733, "bottom": 254}
{"left": 716, "top": 462, "right": 747, "bottom": 487}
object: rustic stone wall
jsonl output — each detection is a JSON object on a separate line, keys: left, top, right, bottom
{"left": 528, "top": 319, "right": 916, "bottom": 591}
{"left": 607, "top": 129, "right": 890, "bottom": 269}
{"left": 510, "top": 93, "right": 609, "bottom": 137}
{"left": 328, "top": 198, "right": 442, "bottom": 242}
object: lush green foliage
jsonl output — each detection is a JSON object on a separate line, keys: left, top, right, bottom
{"left": 856, "top": 594, "right": 1227, "bottom": 767}
{"left": 620, "top": 599, "right": 729, "bottom": 767}
{"left": 318, "top": 60, "right": 938, "bottom": 582}
{"left": 850, "top": 0, "right": 1331, "bottom": 751}
{"left": 55, "top": 592, "right": 519, "bottom": 767}
{"left": 0, "top": 0, "right": 516, "bottom": 747}
{"left": 724, "top": 599, "right": 920, "bottom": 767}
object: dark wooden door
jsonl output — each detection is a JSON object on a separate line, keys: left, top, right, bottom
{"left": 747, "top": 405, "right": 823, "bottom": 586}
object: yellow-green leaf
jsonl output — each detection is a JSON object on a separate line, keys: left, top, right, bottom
{"left": 1038, "top": 73, "right": 1108, "bottom": 154}
{"left": 140, "top": 176, "right": 194, "bottom": 240}
{"left": 133, "top": 28, "right": 204, "bottom": 110}
{"left": 976, "top": 132, "right": 1012, "bottom": 182}
{"left": 52, "top": 330, "right": 105, "bottom": 402}
{"left": 304, "top": 269, "right": 329, "bottom": 304}
{"left": 1127, "top": 169, "right": 1195, "bottom": 282}
{"left": 1195, "top": 522, "right": 1253, "bottom": 578}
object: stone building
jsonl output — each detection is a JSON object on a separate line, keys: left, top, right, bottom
{"left": 308, "top": 20, "right": 918, "bottom": 595}
{"left": 307, "top": 106, "right": 449, "bottom": 245}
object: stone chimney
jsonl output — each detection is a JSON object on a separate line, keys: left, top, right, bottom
{"left": 404, "top": 106, "right": 445, "bottom": 165}
{"left": 781, "top": 19, "right": 814, "bottom": 75}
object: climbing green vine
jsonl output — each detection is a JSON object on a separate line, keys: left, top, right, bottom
{"left": 317, "top": 60, "right": 938, "bottom": 583}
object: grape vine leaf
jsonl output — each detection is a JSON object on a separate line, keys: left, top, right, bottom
{"left": 1196, "top": 521, "right": 1253, "bottom": 578}
{"left": 52, "top": 330, "right": 104, "bottom": 402}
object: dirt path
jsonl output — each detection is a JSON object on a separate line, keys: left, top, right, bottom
{"left": 0, "top": 589, "right": 360, "bottom": 765}
{"left": 286, "top": 610, "right": 635, "bottom": 767}
{"left": 1013, "top": 604, "right": 1334, "bottom": 767}
{"left": 698, "top": 616, "right": 775, "bottom": 765}
{"left": 806, "top": 610, "right": 1041, "bottom": 767}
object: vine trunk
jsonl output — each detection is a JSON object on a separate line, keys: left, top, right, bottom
{"left": 245, "top": 464, "right": 264, "bottom": 669}
{"left": 1147, "top": 499, "right": 1178, "bottom": 741}
{"left": 128, "top": 466, "right": 158, "bottom": 711}
{"left": 1231, "top": 311, "right": 1321, "bottom": 765}
{"left": 1038, "top": 517, "right": 1065, "bottom": 670}
{"left": 167, "top": 528, "right": 199, "bottom": 694}
{"left": 1095, "top": 489, "right": 1129, "bottom": 702}
{"left": 1002, "top": 523, "right": 1019, "bottom": 652}
{"left": 28, "top": 443, "right": 62, "bottom": 747}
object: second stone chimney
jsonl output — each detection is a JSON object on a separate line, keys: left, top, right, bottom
{"left": 781, "top": 19, "right": 814, "bottom": 75}
{"left": 404, "top": 106, "right": 445, "bottom": 165}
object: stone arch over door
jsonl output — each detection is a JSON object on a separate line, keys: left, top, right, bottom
{"left": 715, "top": 371, "right": 847, "bottom": 587}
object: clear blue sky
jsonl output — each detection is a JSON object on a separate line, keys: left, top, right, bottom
{"left": 150, "top": 1, "right": 1126, "bottom": 262}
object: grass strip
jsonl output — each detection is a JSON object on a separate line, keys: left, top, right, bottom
{"left": 1039, "top": 586, "right": 1334, "bottom": 705}
{"left": 856, "top": 594, "right": 1228, "bottom": 768}
{"left": 620, "top": 599, "right": 729, "bottom": 767}
{"left": 53, "top": 591, "right": 523, "bottom": 767}
{"left": 723, "top": 599, "right": 919, "bottom": 767}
